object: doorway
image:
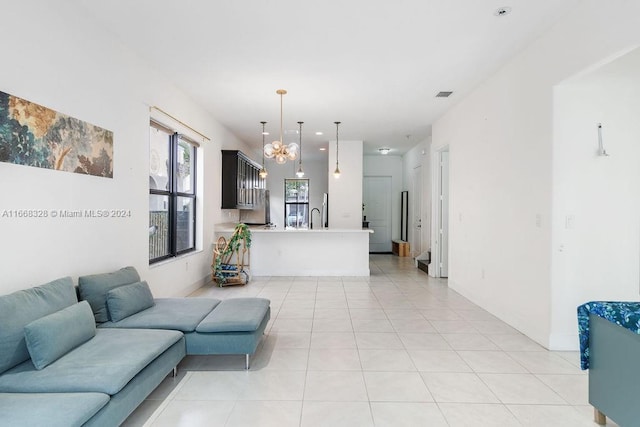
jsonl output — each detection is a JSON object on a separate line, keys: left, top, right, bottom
{"left": 364, "top": 176, "right": 392, "bottom": 252}
{"left": 432, "top": 148, "right": 449, "bottom": 278}
{"left": 411, "top": 166, "right": 422, "bottom": 256}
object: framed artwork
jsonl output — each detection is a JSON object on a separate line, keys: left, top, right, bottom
{"left": 0, "top": 90, "right": 113, "bottom": 178}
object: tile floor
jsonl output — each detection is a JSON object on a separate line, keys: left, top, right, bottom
{"left": 123, "top": 254, "right": 618, "bottom": 426}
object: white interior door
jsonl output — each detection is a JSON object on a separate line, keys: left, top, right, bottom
{"left": 364, "top": 176, "right": 392, "bottom": 252}
{"left": 439, "top": 151, "right": 450, "bottom": 277}
{"left": 411, "top": 166, "right": 422, "bottom": 256}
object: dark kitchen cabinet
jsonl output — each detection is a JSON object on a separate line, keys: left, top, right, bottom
{"left": 221, "top": 150, "right": 265, "bottom": 209}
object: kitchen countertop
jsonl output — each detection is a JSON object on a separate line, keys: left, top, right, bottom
{"left": 215, "top": 223, "right": 374, "bottom": 233}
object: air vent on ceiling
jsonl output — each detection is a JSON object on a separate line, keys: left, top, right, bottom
{"left": 436, "top": 91, "right": 453, "bottom": 98}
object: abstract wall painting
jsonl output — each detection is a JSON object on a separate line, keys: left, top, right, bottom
{"left": 0, "top": 90, "right": 113, "bottom": 178}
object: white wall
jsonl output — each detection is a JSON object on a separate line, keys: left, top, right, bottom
{"left": 550, "top": 49, "right": 640, "bottom": 349}
{"left": 265, "top": 158, "right": 328, "bottom": 230}
{"left": 431, "top": 0, "right": 640, "bottom": 348}
{"left": 0, "top": 2, "right": 248, "bottom": 297}
{"left": 364, "top": 155, "right": 403, "bottom": 239}
{"left": 328, "top": 140, "right": 363, "bottom": 229}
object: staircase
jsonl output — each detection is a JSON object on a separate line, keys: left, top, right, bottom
{"left": 416, "top": 251, "right": 431, "bottom": 274}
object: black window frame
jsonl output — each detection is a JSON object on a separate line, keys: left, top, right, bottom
{"left": 284, "top": 178, "right": 310, "bottom": 229}
{"left": 149, "top": 121, "right": 197, "bottom": 264}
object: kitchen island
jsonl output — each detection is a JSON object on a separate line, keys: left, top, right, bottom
{"left": 214, "top": 224, "right": 373, "bottom": 276}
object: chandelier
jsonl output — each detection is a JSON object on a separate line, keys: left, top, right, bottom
{"left": 264, "top": 89, "right": 298, "bottom": 165}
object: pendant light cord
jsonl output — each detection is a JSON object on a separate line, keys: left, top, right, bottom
{"left": 335, "top": 121, "right": 341, "bottom": 168}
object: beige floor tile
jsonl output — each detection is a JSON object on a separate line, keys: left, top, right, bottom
{"left": 308, "top": 348, "right": 361, "bottom": 371}
{"left": 398, "top": 333, "right": 452, "bottom": 350}
{"left": 351, "top": 318, "right": 395, "bottom": 332}
{"left": 420, "top": 309, "right": 463, "bottom": 320}
{"left": 251, "top": 348, "right": 309, "bottom": 371}
{"left": 457, "top": 350, "right": 527, "bottom": 373}
{"left": 310, "top": 332, "right": 357, "bottom": 349}
{"left": 536, "top": 374, "right": 589, "bottom": 405}
{"left": 312, "top": 317, "right": 354, "bottom": 332}
{"left": 348, "top": 308, "right": 387, "bottom": 320}
{"left": 355, "top": 332, "right": 404, "bottom": 349}
{"left": 238, "top": 371, "right": 306, "bottom": 400}
{"left": 507, "top": 404, "right": 592, "bottom": 426}
{"left": 370, "top": 402, "right": 448, "bottom": 427}
{"left": 301, "top": 401, "right": 373, "bottom": 427}
{"left": 479, "top": 373, "right": 567, "bottom": 404}
{"left": 267, "top": 332, "right": 311, "bottom": 349}
{"left": 439, "top": 403, "right": 520, "bottom": 426}
{"left": 359, "top": 349, "right": 416, "bottom": 371}
{"left": 507, "top": 351, "right": 583, "bottom": 374}
{"left": 173, "top": 372, "right": 248, "bottom": 401}
{"left": 363, "top": 371, "right": 433, "bottom": 402}
{"left": 225, "top": 401, "right": 302, "bottom": 427}
{"left": 149, "top": 401, "right": 235, "bottom": 427}
{"left": 430, "top": 320, "right": 477, "bottom": 334}
{"left": 441, "top": 333, "right": 500, "bottom": 351}
{"left": 420, "top": 372, "right": 500, "bottom": 403}
{"left": 486, "top": 333, "right": 546, "bottom": 351}
{"left": 390, "top": 318, "right": 436, "bottom": 333}
{"left": 271, "top": 318, "right": 313, "bottom": 332}
{"left": 304, "top": 371, "right": 368, "bottom": 401}
{"left": 408, "top": 350, "right": 472, "bottom": 372}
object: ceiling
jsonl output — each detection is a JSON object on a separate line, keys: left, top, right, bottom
{"left": 74, "top": 0, "right": 580, "bottom": 159}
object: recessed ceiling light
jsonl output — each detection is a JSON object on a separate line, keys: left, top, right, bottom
{"left": 319, "top": 147, "right": 326, "bottom": 151}
{"left": 494, "top": 6, "right": 511, "bottom": 17}
{"left": 262, "top": 131, "right": 269, "bottom": 135}
{"left": 315, "top": 131, "right": 323, "bottom": 136}
{"left": 378, "top": 148, "right": 391, "bottom": 155}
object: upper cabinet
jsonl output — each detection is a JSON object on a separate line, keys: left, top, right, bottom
{"left": 221, "top": 150, "right": 265, "bottom": 209}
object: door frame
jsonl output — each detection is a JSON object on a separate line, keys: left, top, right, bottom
{"left": 410, "top": 165, "right": 422, "bottom": 257}
{"left": 431, "top": 146, "right": 450, "bottom": 278}
{"left": 363, "top": 175, "right": 393, "bottom": 253}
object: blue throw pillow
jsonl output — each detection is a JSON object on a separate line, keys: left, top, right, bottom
{"left": 24, "top": 301, "right": 96, "bottom": 370}
{"left": 106, "top": 281, "right": 155, "bottom": 322}
{"left": 78, "top": 266, "right": 141, "bottom": 323}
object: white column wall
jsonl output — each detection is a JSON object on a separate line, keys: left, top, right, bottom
{"left": 431, "top": 0, "right": 640, "bottom": 348}
{"left": 328, "top": 140, "right": 363, "bottom": 229}
{"left": 0, "top": 2, "right": 250, "bottom": 297}
{"left": 550, "top": 51, "right": 640, "bottom": 349}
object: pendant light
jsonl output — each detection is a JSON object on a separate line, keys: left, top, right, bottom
{"left": 296, "top": 121, "right": 305, "bottom": 177}
{"left": 333, "top": 121, "right": 341, "bottom": 179}
{"left": 259, "top": 121, "right": 268, "bottom": 178}
{"left": 263, "top": 89, "right": 298, "bottom": 165}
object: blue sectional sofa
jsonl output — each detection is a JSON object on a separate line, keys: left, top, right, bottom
{"left": 0, "top": 267, "right": 270, "bottom": 426}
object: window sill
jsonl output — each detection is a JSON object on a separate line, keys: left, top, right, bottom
{"left": 149, "top": 249, "right": 204, "bottom": 269}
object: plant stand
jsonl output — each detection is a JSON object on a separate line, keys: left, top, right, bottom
{"left": 211, "top": 224, "right": 251, "bottom": 287}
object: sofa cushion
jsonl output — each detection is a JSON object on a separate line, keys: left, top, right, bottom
{"left": 0, "top": 392, "right": 109, "bottom": 427}
{"left": 24, "top": 301, "right": 96, "bottom": 370}
{"left": 0, "top": 277, "right": 77, "bottom": 375}
{"left": 106, "top": 281, "right": 155, "bottom": 322}
{"left": 0, "top": 328, "right": 183, "bottom": 395}
{"left": 78, "top": 266, "right": 140, "bottom": 323}
{"left": 196, "top": 298, "right": 270, "bottom": 333}
{"left": 99, "top": 298, "right": 220, "bottom": 332}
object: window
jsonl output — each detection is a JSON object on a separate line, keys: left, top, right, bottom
{"left": 284, "top": 179, "right": 309, "bottom": 229}
{"left": 149, "top": 120, "right": 197, "bottom": 263}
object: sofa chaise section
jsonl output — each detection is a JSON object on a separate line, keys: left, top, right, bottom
{"left": 84, "top": 267, "right": 271, "bottom": 369}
